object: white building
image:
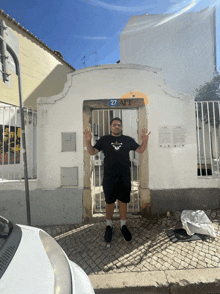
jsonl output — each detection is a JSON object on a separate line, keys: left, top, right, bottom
{"left": 120, "top": 7, "right": 216, "bottom": 95}
{"left": 35, "top": 64, "right": 220, "bottom": 224}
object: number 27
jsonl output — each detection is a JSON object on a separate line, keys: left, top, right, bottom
{"left": 110, "top": 99, "right": 117, "bottom": 105}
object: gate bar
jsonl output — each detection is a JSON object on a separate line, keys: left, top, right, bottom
{"left": 201, "top": 102, "right": 207, "bottom": 175}
{"left": 195, "top": 102, "right": 202, "bottom": 176}
{"left": 213, "top": 102, "right": 219, "bottom": 173}
{"left": 207, "top": 102, "right": 214, "bottom": 175}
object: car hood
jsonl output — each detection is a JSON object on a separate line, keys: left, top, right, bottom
{"left": 0, "top": 225, "right": 54, "bottom": 294}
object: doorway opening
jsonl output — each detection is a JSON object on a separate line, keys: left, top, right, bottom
{"left": 91, "top": 109, "right": 140, "bottom": 214}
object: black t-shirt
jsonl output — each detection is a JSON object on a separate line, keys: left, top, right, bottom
{"left": 93, "top": 134, "right": 140, "bottom": 176}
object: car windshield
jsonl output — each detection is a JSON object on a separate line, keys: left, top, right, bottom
{"left": 0, "top": 216, "right": 13, "bottom": 252}
{"left": 0, "top": 217, "right": 10, "bottom": 237}
{"left": 0, "top": 216, "right": 22, "bottom": 279}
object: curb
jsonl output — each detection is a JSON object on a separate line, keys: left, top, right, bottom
{"left": 89, "top": 268, "right": 220, "bottom": 294}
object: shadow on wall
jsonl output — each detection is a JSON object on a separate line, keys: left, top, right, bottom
{"left": 24, "top": 64, "right": 73, "bottom": 110}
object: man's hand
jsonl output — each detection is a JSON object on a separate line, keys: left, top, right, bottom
{"left": 141, "top": 128, "right": 151, "bottom": 143}
{"left": 83, "top": 128, "right": 99, "bottom": 155}
{"left": 83, "top": 127, "right": 92, "bottom": 142}
{"left": 136, "top": 128, "right": 151, "bottom": 154}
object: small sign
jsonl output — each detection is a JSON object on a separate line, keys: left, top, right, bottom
{"left": 109, "top": 99, "right": 118, "bottom": 106}
{"left": 159, "top": 126, "right": 186, "bottom": 147}
{"left": 159, "top": 127, "right": 172, "bottom": 147}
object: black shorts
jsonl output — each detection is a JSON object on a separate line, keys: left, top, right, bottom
{"left": 102, "top": 175, "right": 131, "bottom": 204}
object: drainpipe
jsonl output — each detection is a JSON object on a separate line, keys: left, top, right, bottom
{"left": 0, "top": 21, "right": 31, "bottom": 226}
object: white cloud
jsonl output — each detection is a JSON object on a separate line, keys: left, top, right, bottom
{"left": 81, "top": 0, "right": 156, "bottom": 13}
{"left": 155, "top": 0, "right": 200, "bottom": 27}
{"left": 76, "top": 35, "right": 109, "bottom": 40}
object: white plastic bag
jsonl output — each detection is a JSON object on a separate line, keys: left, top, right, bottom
{"left": 181, "top": 210, "right": 216, "bottom": 238}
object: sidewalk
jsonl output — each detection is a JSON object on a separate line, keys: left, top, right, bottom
{"left": 38, "top": 209, "right": 220, "bottom": 293}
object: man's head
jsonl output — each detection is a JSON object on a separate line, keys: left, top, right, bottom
{"left": 110, "top": 117, "right": 122, "bottom": 136}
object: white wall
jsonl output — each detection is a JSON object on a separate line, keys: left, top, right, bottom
{"left": 36, "top": 64, "right": 218, "bottom": 193}
{"left": 120, "top": 8, "right": 216, "bottom": 95}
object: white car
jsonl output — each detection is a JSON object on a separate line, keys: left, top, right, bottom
{"left": 0, "top": 216, "right": 95, "bottom": 294}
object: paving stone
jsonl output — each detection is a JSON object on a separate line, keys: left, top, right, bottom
{"left": 192, "top": 256, "right": 199, "bottom": 262}
{"left": 173, "top": 256, "right": 182, "bottom": 264}
{"left": 198, "top": 255, "right": 205, "bottom": 262}
{"left": 211, "top": 261, "right": 219, "bottom": 267}
{"left": 212, "top": 255, "right": 219, "bottom": 262}
{"left": 205, "top": 253, "right": 212, "bottom": 259}
{"left": 188, "top": 264, "right": 196, "bottom": 269}
{"left": 36, "top": 210, "right": 220, "bottom": 277}
{"left": 180, "top": 250, "right": 188, "bottom": 257}
{"left": 180, "top": 260, "right": 189, "bottom": 268}
{"left": 185, "top": 257, "right": 193, "bottom": 265}
{"left": 190, "top": 261, "right": 197, "bottom": 268}
{"left": 204, "top": 258, "right": 212, "bottom": 264}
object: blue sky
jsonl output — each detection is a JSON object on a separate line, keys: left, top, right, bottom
{"left": 1, "top": 0, "right": 219, "bottom": 69}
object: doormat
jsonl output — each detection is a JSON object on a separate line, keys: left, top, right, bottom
{"left": 167, "top": 228, "right": 209, "bottom": 243}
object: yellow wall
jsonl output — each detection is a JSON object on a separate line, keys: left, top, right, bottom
{"left": 1, "top": 71, "right": 19, "bottom": 106}
{"left": 0, "top": 15, "right": 74, "bottom": 110}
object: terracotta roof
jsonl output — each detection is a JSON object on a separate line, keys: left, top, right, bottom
{"left": 0, "top": 9, "right": 75, "bottom": 71}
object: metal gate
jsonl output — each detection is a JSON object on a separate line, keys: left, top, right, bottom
{"left": 195, "top": 101, "right": 220, "bottom": 176}
{"left": 91, "top": 109, "right": 140, "bottom": 214}
{"left": 0, "top": 106, "right": 37, "bottom": 181}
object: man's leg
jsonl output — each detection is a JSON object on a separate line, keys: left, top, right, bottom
{"left": 118, "top": 200, "right": 127, "bottom": 220}
{"left": 119, "top": 200, "right": 132, "bottom": 242}
{"left": 106, "top": 203, "right": 115, "bottom": 220}
{"left": 104, "top": 203, "right": 115, "bottom": 244}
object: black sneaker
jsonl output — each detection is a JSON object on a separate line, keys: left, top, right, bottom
{"left": 120, "top": 225, "right": 132, "bottom": 242}
{"left": 104, "top": 226, "right": 113, "bottom": 243}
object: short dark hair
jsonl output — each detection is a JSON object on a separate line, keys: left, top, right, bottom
{"left": 110, "top": 117, "right": 122, "bottom": 126}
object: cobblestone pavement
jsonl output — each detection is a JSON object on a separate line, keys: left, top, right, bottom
{"left": 37, "top": 209, "right": 220, "bottom": 276}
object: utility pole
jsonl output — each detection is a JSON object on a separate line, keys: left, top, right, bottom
{"left": 0, "top": 20, "right": 31, "bottom": 226}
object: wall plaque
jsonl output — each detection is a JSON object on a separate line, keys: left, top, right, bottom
{"left": 159, "top": 126, "right": 186, "bottom": 147}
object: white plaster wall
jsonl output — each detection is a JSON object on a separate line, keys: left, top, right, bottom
{"left": 37, "top": 102, "right": 84, "bottom": 189}
{"left": 120, "top": 8, "right": 216, "bottom": 95}
{"left": 148, "top": 96, "right": 197, "bottom": 189}
{"left": 37, "top": 64, "right": 219, "bottom": 193}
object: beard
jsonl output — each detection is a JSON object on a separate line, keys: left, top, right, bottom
{"left": 112, "top": 129, "right": 121, "bottom": 135}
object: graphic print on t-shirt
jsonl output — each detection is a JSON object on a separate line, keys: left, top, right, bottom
{"left": 111, "top": 142, "right": 123, "bottom": 151}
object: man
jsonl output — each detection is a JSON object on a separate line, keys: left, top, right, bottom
{"left": 83, "top": 117, "right": 150, "bottom": 243}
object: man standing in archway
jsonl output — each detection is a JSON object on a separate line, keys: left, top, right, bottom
{"left": 84, "top": 117, "right": 150, "bottom": 244}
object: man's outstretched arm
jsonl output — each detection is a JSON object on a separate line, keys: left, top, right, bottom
{"left": 83, "top": 128, "right": 99, "bottom": 155}
{"left": 136, "top": 128, "right": 151, "bottom": 154}
{"left": 85, "top": 140, "right": 99, "bottom": 155}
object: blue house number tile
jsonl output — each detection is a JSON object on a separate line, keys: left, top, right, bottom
{"left": 109, "top": 99, "right": 118, "bottom": 106}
